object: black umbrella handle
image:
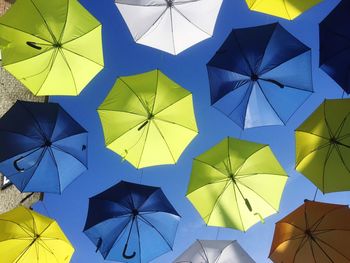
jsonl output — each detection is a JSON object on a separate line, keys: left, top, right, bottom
{"left": 26, "top": 41, "right": 42, "bottom": 50}
{"left": 13, "top": 158, "right": 25, "bottom": 172}
{"left": 122, "top": 243, "right": 136, "bottom": 259}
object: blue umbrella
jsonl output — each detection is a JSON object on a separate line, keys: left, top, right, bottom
{"left": 83, "top": 181, "right": 180, "bottom": 263}
{"left": 320, "top": 0, "right": 350, "bottom": 94}
{"left": 207, "top": 23, "right": 313, "bottom": 129}
{"left": 0, "top": 101, "right": 88, "bottom": 194}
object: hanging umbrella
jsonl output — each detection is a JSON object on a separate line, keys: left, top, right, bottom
{"left": 0, "top": 101, "right": 88, "bottom": 194}
{"left": 0, "top": 206, "right": 74, "bottom": 263}
{"left": 207, "top": 23, "right": 313, "bottom": 129}
{"left": 295, "top": 98, "right": 350, "bottom": 193}
{"left": 0, "top": 0, "right": 104, "bottom": 96}
{"left": 83, "top": 181, "right": 180, "bottom": 263}
{"left": 320, "top": 0, "right": 350, "bottom": 94}
{"left": 186, "top": 137, "right": 288, "bottom": 231}
{"left": 114, "top": 0, "right": 223, "bottom": 55}
{"left": 245, "top": 0, "right": 322, "bottom": 20}
{"left": 173, "top": 240, "right": 255, "bottom": 263}
{"left": 269, "top": 200, "right": 350, "bottom": 263}
{"left": 98, "top": 69, "right": 198, "bottom": 169}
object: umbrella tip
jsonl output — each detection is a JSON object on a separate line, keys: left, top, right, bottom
{"left": 304, "top": 199, "right": 310, "bottom": 203}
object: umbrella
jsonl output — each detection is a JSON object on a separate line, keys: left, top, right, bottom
{"left": 98, "top": 69, "right": 198, "bottom": 169}
{"left": 173, "top": 240, "right": 255, "bottom": 263}
{"left": 83, "top": 181, "right": 180, "bottom": 263}
{"left": 207, "top": 23, "right": 313, "bottom": 129}
{"left": 295, "top": 98, "right": 350, "bottom": 193}
{"left": 0, "top": 0, "right": 104, "bottom": 96}
{"left": 114, "top": 0, "right": 223, "bottom": 55}
{"left": 269, "top": 200, "right": 350, "bottom": 263}
{"left": 245, "top": 0, "right": 322, "bottom": 20}
{"left": 0, "top": 206, "right": 74, "bottom": 263}
{"left": 320, "top": 0, "right": 350, "bottom": 94}
{"left": 186, "top": 137, "right": 288, "bottom": 231}
{"left": 0, "top": 101, "right": 88, "bottom": 194}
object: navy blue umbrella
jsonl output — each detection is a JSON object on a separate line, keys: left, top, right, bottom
{"left": 0, "top": 101, "right": 88, "bottom": 194}
{"left": 207, "top": 23, "right": 313, "bottom": 129}
{"left": 320, "top": 0, "right": 350, "bottom": 94}
{"left": 83, "top": 181, "right": 180, "bottom": 263}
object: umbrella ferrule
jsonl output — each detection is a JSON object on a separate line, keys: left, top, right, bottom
{"left": 166, "top": 0, "right": 174, "bottom": 7}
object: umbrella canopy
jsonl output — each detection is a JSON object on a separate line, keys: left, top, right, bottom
{"left": 0, "top": 0, "right": 104, "bottom": 96}
{"left": 83, "top": 181, "right": 180, "bottom": 263}
{"left": 114, "top": 0, "right": 223, "bottom": 55}
{"left": 186, "top": 137, "right": 288, "bottom": 232}
{"left": 98, "top": 69, "right": 198, "bottom": 169}
{"left": 207, "top": 23, "right": 313, "bottom": 129}
{"left": 0, "top": 206, "right": 74, "bottom": 263}
{"left": 173, "top": 240, "right": 255, "bottom": 263}
{"left": 0, "top": 101, "right": 88, "bottom": 194}
{"left": 320, "top": 0, "right": 350, "bottom": 94}
{"left": 269, "top": 200, "right": 350, "bottom": 263}
{"left": 245, "top": 0, "right": 322, "bottom": 20}
{"left": 295, "top": 99, "right": 350, "bottom": 193}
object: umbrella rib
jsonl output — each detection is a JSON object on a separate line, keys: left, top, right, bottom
{"left": 33, "top": 49, "right": 61, "bottom": 96}
{"left": 98, "top": 109, "right": 147, "bottom": 118}
{"left": 138, "top": 215, "right": 173, "bottom": 249}
{"left": 236, "top": 180, "right": 278, "bottom": 212}
{"left": 321, "top": 144, "right": 335, "bottom": 192}
{"left": 309, "top": 239, "right": 318, "bottom": 263}
{"left": 214, "top": 241, "right": 234, "bottom": 263}
{"left": 292, "top": 235, "right": 308, "bottom": 263}
{"left": 316, "top": 237, "right": 350, "bottom": 261}
{"left": 137, "top": 121, "right": 151, "bottom": 168}
{"left": 225, "top": 82, "right": 253, "bottom": 119}
{"left": 119, "top": 79, "right": 149, "bottom": 112}
{"left": 295, "top": 130, "right": 330, "bottom": 141}
{"left": 0, "top": 219, "right": 34, "bottom": 237}
{"left": 19, "top": 102, "right": 49, "bottom": 140}
{"left": 152, "top": 120, "right": 176, "bottom": 163}
{"left": 62, "top": 24, "right": 102, "bottom": 48}
{"left": 51, "top": 130, "right": 88, "bottom": 144}
{"left": 149, "top": 69, "right": 159, "bottom": 115}
{"left": 334, "top": 111, "right": 350, "bottom": 138}
{"left": 235, "top": 172, "right": 287, "bottom": 178}
{"left": 282, "top": 0, "right": 292, "bottom": 20}
{"left": 169, "top": 7, "right": 176, "bottom": 54}
{"left": 234, "top": 145, "right": 268, "bottom": 176}
{"left": 232, "top": 182, "right": 246, "bottom": 231}
{"left": 256, "top": 81, "right": 286, "bottom": 125}
{"left": 57, "top": 0, "right": 70, "bottom": 44}
{"left": 173, "top": 6, "right": 212, "bottom": 36}
{"left": 0, "top": 23, "right": 52, "bottom": 46}
{"left": 333, "top": 144, "right": 350, "bottom": 173}
{"left": 295, "top": 142, "right": 331, "bottom": 169}
{"left": 47, "top": 146, "right": 62, "bottom": 193}
{"left": 134, "top": 8, "right": 168, "bottom": 42}
{"left": 153, "top": 92, "right": 191, "bottom": 114}
{"left": 311, "top": 238, "right": 336, "bottom": 263}
{"left": 153, "top": 116, "right": 198, "bottom": 133}
{"left": 51, "top": 144, "right": 87, "bottom": 168}
{"left": 323, "top": 103, "right": 336, "bottom": 138}
{"left": 193, "top": 159, "right": 227, "bottom": 178}
{"left": 197, "top": 240, "right": 210, "bottom": 262}
{"left": 58, "top": 49, "right": 78, "bottom": 94}
{"left": 137, "top": 189, "right": 159, "bottom": 211}
{"left": 204, "top": 180, "right": 231, "bottom": 224}
{"left": 29, "top": 0, "right": 57, "bottom": 43}
{"left": 232, "top": 31, "right": 254, "bottom": 73}
{"left": 62, "top": 43, "right": 104, "bottom": 67}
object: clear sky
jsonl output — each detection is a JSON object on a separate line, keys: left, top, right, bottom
{"left": 32, "top": 0, "right": 350, "bottom": 262}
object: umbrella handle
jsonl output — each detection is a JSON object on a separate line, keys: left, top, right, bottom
{"left": 122, "top": 243, "right": 136, "bottom": 259}
{"left": 13, "top": 158, "right": 25, "bottom": 172}
{"left": 137, "top": 120, "right": 149, "bottom": 131}
{"left": 245, "top": 198, "right": 252, "bottom": 212}
{"left": 26, "top": 41, "right": 42, "bottom": 50}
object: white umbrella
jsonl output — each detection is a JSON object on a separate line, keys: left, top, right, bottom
{"left": 115, "top": 0, "right": 223, "bottom": 55}
{"left": 173, "top": 240, "right": 256, "bottom": 263}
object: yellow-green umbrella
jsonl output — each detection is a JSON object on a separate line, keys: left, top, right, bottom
{"left": 0, "top": 0, "right": 104, "bottom": 96}
{"left": 296, "top": 99, "right": 350, "bottom": 193}
{"left": 187, "top": 137, "right": 288, "bottom": 231}
{"left": 0, "top": 206, "right": 74, "bottom": 263}
{"left": 98, "top": 70, "right": 198, "bottom": 169}
{"left": 245, "top": 0, "right": 322, "bottom": 20}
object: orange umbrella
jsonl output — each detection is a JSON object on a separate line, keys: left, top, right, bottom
{"left": 269, "top": 200, "right": 350, "bottom": 263}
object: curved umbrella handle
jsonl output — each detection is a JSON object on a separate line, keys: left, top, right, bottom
{"left": 13, "top": 157, "right": 25, "bottom": 172}
{"left": 122, "top": 243, "right": 136, "bottom": 259}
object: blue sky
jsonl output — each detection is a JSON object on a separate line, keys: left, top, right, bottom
{"left": 32, "top": 0, "right": 350, "bottom": 262}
